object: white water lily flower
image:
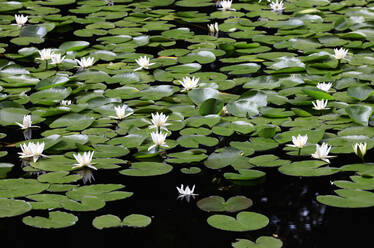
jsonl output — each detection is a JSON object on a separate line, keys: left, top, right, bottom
{"left": 50, "top": 53, "right": 65, "bottom": 64}
{"left": 316, "top": 82, "right": 333, "bottom": 92}
{"left": 218, "top": 0, "right": 235, "bottom": 11}
{"left": 312, "top": 99, "right": 329, "bottom": 110}
{"left": 287, "top": 134, "right": 308, "bottom": 149}
{"left": 148, "top": 131, "right": 168, "bottom": 151}
{"left": 37, "top": 49, "right": 54, "bottom": 61}
{"left": 179, "top": 76, "right": 199, "bottom": 91}
{"left": 149, "top": 112, "right": 170, "bottom": 131}
{"left": 333, "top": 48, "right": 349, "bottom": 60}
{"left": 220, "top": 105, "right": 228, "bottom": 116}
{"left": 177, "top": 184, "right": 198, "bottom": 197}
{"left": 134, "top": 56, "right": 155, "bottom": 71}
{"left": 75, "top": 57, "right": 95, "bottom": 69}
{"left": 270, "top": 0, "right": 284, "bottom": 13}
{"left": 16, "top": 115, "right": 39, "bottom": 129}
{"left": 353, "top": 142, "right": 367, "bottom": 159}
{"left": 18, "top": 142, "right": 47, "bottom": 163}
{"left": 207, "top": 22, "right": 219, "bottom": 35}
{"left": 15, "top": 14, "right": 28, "bottom": 27}
{"left": 109, "top": 105, "right": 133, "bottom": 120}
{"left": 72, "top": 151, "right": 97, "bottom": 170}
{"left": 311, "top": 143, "right": 335, "bottom": 163}
{"left": 60, "top": 100, "right": 72, "bottom": 106}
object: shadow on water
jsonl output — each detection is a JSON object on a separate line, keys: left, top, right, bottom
{"left": 1, "top": 1, "right": 374, "bottom": 247}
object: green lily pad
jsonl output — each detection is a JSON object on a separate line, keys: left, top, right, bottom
{"left": 207, "top": 211, "right": 269, "bottom": 232}
{"left": 0, "top": 199, "right": 31, "bottom": 218}
{"left": 232, "top": 237, "right": 283, "bottom": 248}
{"left": 66, "top": 184, "right": 133, "bottom": 202}
{"left": 224, "top": 169, "right": 265, "bottom": 180}
{"left": 49, "top": 113, "right": 95, "bottom": 131}
{"left": 23, "top": 211, "right": 78, "bottom": 229}
{"left": 119, "top": 162, "right": 173, "bottom": 177}
{"left": 197, "top": 196, "right": 252, "bottom": 213}
{"left": 61, "top": 196, "right": 106, "bottom": 212}
{"left": 0, "top": 179, "right": 49, "bottom": 198}
{"left": 37, "top": 171, "right": 82, "bottom": 184}
{"left": 93, "top": 214, "right": 152, "bottom": 229}
{"left": 317, "top": 189, "right": 374, "bottom": 208}
{"left": 59, "top": 41, "right": 90, "bottom": 51}
{"left": 345, "top": 105, "right": 372, "bottom": 126}
{"left": 279, "top": 160, "right": 339, "bottom": 177}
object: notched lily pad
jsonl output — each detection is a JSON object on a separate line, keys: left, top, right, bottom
{"left": 197, "top": 196, "right": 252, "bottom": 213}
{"left": 22, "top": 211, "right": 78, "bottom": 229}
{"left": 93, "top": 214, "right": 152, "bottom": 229}
{"left": 207, "top": 211, "right": 269, "bottom": 232}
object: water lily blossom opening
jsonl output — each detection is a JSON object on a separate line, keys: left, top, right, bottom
{"left": 333, "top": 48, "right": 349, "bottom": 60}
{"left": 75, "top": 57, "right": 95, "bottom": 69}
{"left": 287, "top": 134, "right": 308, "bottom": 149}
{"left": 177, "top": 184, "right": 198, "bottom": 197}
{"left": 18, "top": 142, "right": 47, "bottom": 163}
{"left": 316, "top": 82, "right": 333, "bottom": 92}
{"left": 311, "top": 143, "right": 335, "bottom": 163}
{"left": 15, "top": 14, "right": 28, "bottom": 27}
{"left": 72, "top": 151, "right": 97, "bottom": 170}
{"left": 110, "top": 105, "right": 133, "bottom": 120}
{"left": 148, "top": 131, "right": 168, "bottom": 151}
{"left": 16, "top": 115, "right": 39, "bottom": 129}
{"left": 149, "top": 112, "right": 170, "bottom": 131}
{"left": 353, "top": 142, "right": 367, "bottom": 160}
{"left": 60, "top": 100, "right": 72, "bottom": 106}
{"left": 134, "top": 56, "right": 155, "bottom": 71}
{"left": 179, "top": 76, "right": 199, "bottom": 92}
{"left": 312, "top": 99, "right": 329, "bottom": 110}
{"left": 208, "top": 22, "right": 219, "bottom": 35}
{"left": 50, "top": 53, "right": 65, "bottom": 64}
{"left": 270, "top": 0, "right": 284, "bottom": 14}
{"left": 37, "top": 49, "right": 54, "bottom": 61}
{"left": 218, "top": 0, "right": 235, "bottom": 11}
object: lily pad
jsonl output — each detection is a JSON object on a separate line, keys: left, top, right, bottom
{"left": 119, "top": 162, "right": 173, "bottom": 177}
{"left": 197, "top": 196, "right": 252, "bottom": 213}
{"left": 93, "top": 214, "right": 152, "bottom": 229}
{"left": 207, "top": 211, "right": 269, "bottom": 232}
{"left": 0, "top": 199, "right": 31, "bottom": 218}
{"left": 23, "top": 211, "right": 78, "bottom": 229}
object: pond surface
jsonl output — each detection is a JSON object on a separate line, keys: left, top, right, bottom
{"left": 1, "top": 0, "right": 374, "bottom": 247}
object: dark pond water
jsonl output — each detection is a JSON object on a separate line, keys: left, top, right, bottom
{"left": 1, "top": 0, "right": 374, "bottom": 247}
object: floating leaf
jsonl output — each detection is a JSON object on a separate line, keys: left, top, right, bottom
{"left": 23, "top": 211, "right": 78, "bottom": 229}
{"left": 232, "top": 237, "right": 283, "bottom": 248}
{"left": 197, "top": 196, "right": 252, "bottom": 213}
{"left": 0, "top": 199, "right": 31, "bottom": 218}
{"left": 207, "top": 211, "right": 269, "bottom": 232}
{"left": 93, "top": 214, "right": 151, "bottom": 229}
{"left": 345, "top": 105, "right": 372, "bottom": 126}
{"left": 119, "top": 162, "right": 173, "bottom": 177}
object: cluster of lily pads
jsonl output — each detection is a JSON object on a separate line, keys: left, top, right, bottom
{"left": 1, "top": 0, "right": 374, "bottom": 246}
